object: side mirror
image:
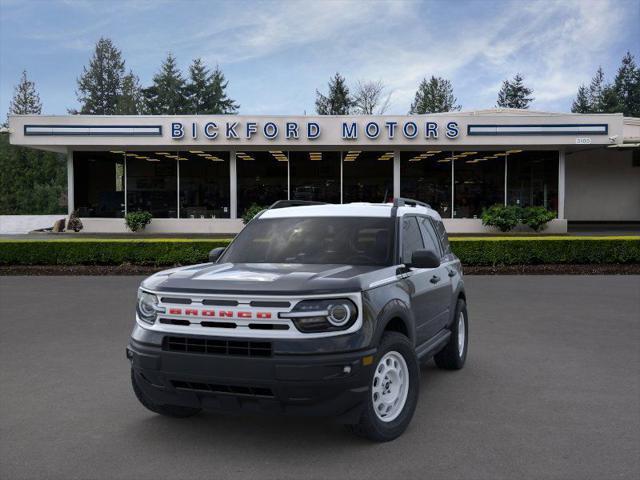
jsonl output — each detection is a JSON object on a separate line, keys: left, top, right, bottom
{"left": 410, "top": 249, "right": 440, "bottom": 269}
{"left": 208, "top": 247, "right": 226, "bottom": 263}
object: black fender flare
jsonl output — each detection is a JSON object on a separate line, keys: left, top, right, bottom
{"left": 372, "top": 298, "right": 416, "bottom": 347}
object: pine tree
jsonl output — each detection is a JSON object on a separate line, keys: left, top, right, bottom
{"left": 613, "top": 51, "right": 640, "bottom": 117}
{"left": 315, "top": 73, "right": 353, "bottom": 115}
{"left": 1, "top": 73, "right": 66, "bottom": 215}
{"left": 207, "top": 65, "right": 239, "bottom": 114}
{"left": 8, "top": 70, "right": 42, "bottom": 116}
{"left": 143, "top": 53, "right": 188, "bottom": 114}
{"left": 116, "top": 71, "right": 144, "bottom": 114}
{"left": 587, "top": 67, "right": 607, "bottom": 112}
{"left": 571, "top": 85, "right": 591, "bottom": 113}
{"left": 496, "top": 74, "right": 534, "bottom": 109}
{"left": 75, "top": 37, "right": 126, "bottom": 114}
{"left": 186, "top": 58, "right": 209, "bottom": 114}
{"left": 409, "top": 76, "right": 460, "bottom": 114}
{"left": 185, "top": 59, "right": 239, "bottom": 114}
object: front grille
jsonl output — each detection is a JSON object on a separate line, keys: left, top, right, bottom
{"left": 163, "top": 336, "right": 272, "bottom": 357}
{"left": 171, "top": 380, "right": 274, "bottom": 397}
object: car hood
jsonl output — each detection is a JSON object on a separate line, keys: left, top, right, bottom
{"left": 141, "top": 262, "right": 396, "bottom": 295}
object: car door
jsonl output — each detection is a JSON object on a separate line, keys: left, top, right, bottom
{"left": 400, "top": 215, "right": 442, "bottom": 345}
{"left": 418, "top": 216, "right": 453, "bottom": 334}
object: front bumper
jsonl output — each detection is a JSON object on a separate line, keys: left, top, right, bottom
{"left": 127, "top": 334, "right": 376, "bottom": 422}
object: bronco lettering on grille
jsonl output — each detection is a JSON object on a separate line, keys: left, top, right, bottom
{"left": 167, "top": 308, "right": 272, "bottom": 319}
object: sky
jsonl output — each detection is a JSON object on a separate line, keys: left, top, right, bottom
{"left": 0, "top": 0, "right": 638, "bottom": 117}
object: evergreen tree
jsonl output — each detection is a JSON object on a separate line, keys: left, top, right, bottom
{"left": 587, "top": 66, "right": 607, "bottom": 112}
{"left": 315, "top": 73, "right": 353, "bottom": 115}
{"left": 1, "top": 72, "right": 66, "bottom": 214}
{"left": 116, "top": 71, "right": 144, "bottom": 114}
{"left": 186, "top": 58, "right": 209, "bottom": 114}
{"left": 75, "top": 37, "right": 126, "bottom": 114}
{"left": 207, "top": 65, "right": 239, "bottom": 114}
{"left": 496, "top": 73, "right": 534, "bottom": 109}
{"left": 143, "top": 53, "right": 188, "bottom": 114}
{"left": 185, "top": 59, "right": 239, "bottom": 114}
{"left": 613, "top": 51, "right": 640, "bottom": 117}
{"left": 8, "top": 70, "right": 42, "bottom": 116}
{"left": 571, "top": 85, "right": 591, "bottom": 113}
{"left": 409, "top": 76, "right": 460, "bottom": 114}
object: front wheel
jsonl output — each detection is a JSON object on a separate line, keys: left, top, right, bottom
{"left": 346, "top": 332, "right": 419, "bottom": 442}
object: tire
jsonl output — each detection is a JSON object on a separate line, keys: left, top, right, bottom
{"left": 131, "top": 369, "right": 201, "bottom": 418}
{"left": 434, "top": 298, "right": 468, "bottom": 370}
{"left": 346, "top": 332, "right": 419, "bottom": 442}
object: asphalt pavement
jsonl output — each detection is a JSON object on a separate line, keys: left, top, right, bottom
{"left": 0, "top": 275, "right": 638, "bottom": 480}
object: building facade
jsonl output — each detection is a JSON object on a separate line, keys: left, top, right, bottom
{"left": 8, "top": 109, "right": 640, "bottom": 233}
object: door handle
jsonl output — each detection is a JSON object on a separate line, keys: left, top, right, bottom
{"left": 430, "top": 275, "right": 441, "bottom": 284}
{"left": 448, "top": 269, "right": 456, "bottom": 277}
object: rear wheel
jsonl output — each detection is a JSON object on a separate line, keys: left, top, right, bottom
{"left": 434, "top": 299, "right": 468, "bottom": 370}
{"left": 346, "top": 332, "right": 419, "bottom": 442}
{"left": 131, "top": 369, "right": 201, "bottom": 418}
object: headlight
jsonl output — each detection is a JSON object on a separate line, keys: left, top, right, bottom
{"left": 280, "top": 298, "right": 358, "bottom": 333}
{"left": 136, "top": 290, "right": 164, "bottom": 324}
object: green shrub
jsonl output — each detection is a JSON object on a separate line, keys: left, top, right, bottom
{"left": 0, "top": 237, "right": 637, "bottom": 267}
{"left": 450, "top": 237, "right": 640, "bottom": 266}
{"left": 242, "top": 204, "right": 267, "bottom": 224}
{"left": 481, "top": 205, "right": 520, "bottom": 232}
{"left": 0, "top": 239, "right": 233, "bottom": 266}
{"left": 125, "top": 211, "right": 153, "bottom": 232}
{"left": 521, "top": 206, "right": 557, "bottom": 232}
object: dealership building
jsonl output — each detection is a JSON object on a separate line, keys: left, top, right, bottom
{"left": 7, "top": 109, "right": 640, "bottom": 233}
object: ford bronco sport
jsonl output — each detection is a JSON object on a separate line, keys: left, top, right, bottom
{"left": 127, "top": 198, "right": 468, "bottom": 441}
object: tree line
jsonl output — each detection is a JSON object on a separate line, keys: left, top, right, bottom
{"left": 71, "top": 37, "right": 239, "bottom": 115}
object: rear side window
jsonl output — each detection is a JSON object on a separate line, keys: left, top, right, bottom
{"left": 418, "top": 217, "right": 442, "bottom": 257}
{"left": 401, "top": 217, "right": 425, "bottom": 264}
{"left": 434, "top": 219, "right": 452, "bottom": 255}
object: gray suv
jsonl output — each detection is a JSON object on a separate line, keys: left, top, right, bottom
{"left": 127, "top": 198, "right": 468, "bottom": 441}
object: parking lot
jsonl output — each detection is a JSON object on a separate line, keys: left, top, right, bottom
{"left": 1, "top": 275, "right": 638, "bottom": 480}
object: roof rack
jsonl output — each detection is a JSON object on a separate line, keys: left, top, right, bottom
{"left": 268, "top": 200, "right": 327, "bottom": 209}
{"left": 392, "top": 197, "right": 432, "bottom": 209}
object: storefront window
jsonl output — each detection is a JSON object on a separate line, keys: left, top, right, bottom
{"left": 400, "top": 151, "right": 453, "bottom": 217}
{"left": 507, "top": 150, "right": 558, "bottom": 212}
{"left": 237, "top": 151, "right": 288, "bottom": 216}
{"left": 126, "top": 152, "right": 177, "bottom": 218}
{"left": 343, "top": 151, "right": 394, "bottom": 203}
{"left": 178, "top": 151, "right": 230, "bottom": 218}
{"left": 453, "top": 151, "right": 505, "bottom": 218}
{"left": 289, "top": 151, "right": 340, "bottom": 203}
{"left": 73, "top": 151, "right": 125, "bottom": 217}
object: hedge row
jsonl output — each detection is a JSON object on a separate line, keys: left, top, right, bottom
{"left": 0, "top": 239, "right": 233, "bottom": 266}
{"left": 0, "top": 237, "right": 638, "bottom": 266}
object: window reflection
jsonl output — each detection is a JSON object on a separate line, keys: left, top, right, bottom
{"left": 179, "top": 151, "right": 230, "bottom": 218}
{"left": 73, "top": 151, "right": 125, "bottom": 218}
{"left": 453, "top": 151, "right": 505, "bottom": 218}
{"left": 237, "top": 151, "right": 288, "bottom": 216}
{"left": 343, "top": 151, "right": 393, "bottom": 203}
{"left": 126, "top": 152, "right": 177, "bottom": 218}
{"left": 507, "top": 150, "right": 558, "bottom": 212}
{"left": 400, "top": 151, "right": 452, "bottom": 217}
{"left": 289, "top": 151, "right": 340, "bottom": 203}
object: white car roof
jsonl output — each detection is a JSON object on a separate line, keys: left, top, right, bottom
{"left": 259, "top": 202, "right": 443, "bottom": 221}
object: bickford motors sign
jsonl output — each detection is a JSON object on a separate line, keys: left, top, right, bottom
{"left": 171, "top": 119, "right": 461, "bottom": 141}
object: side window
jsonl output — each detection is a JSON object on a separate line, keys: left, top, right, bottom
{"left": 418, "top": 217, "right": 442, "bottom": 257}
{"left": 402, "top": 217, "right": 424, "bottom": 264}
{"left": 434, "top": 219, "right": 452, "bottom": 255}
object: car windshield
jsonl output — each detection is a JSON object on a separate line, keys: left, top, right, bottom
{"left": 220, "top": 216, "right": 394, "bottom": 266}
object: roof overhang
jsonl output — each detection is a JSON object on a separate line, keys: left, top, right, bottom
{"left": 7, "top": 111, "right": 627, "bottom": 153}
